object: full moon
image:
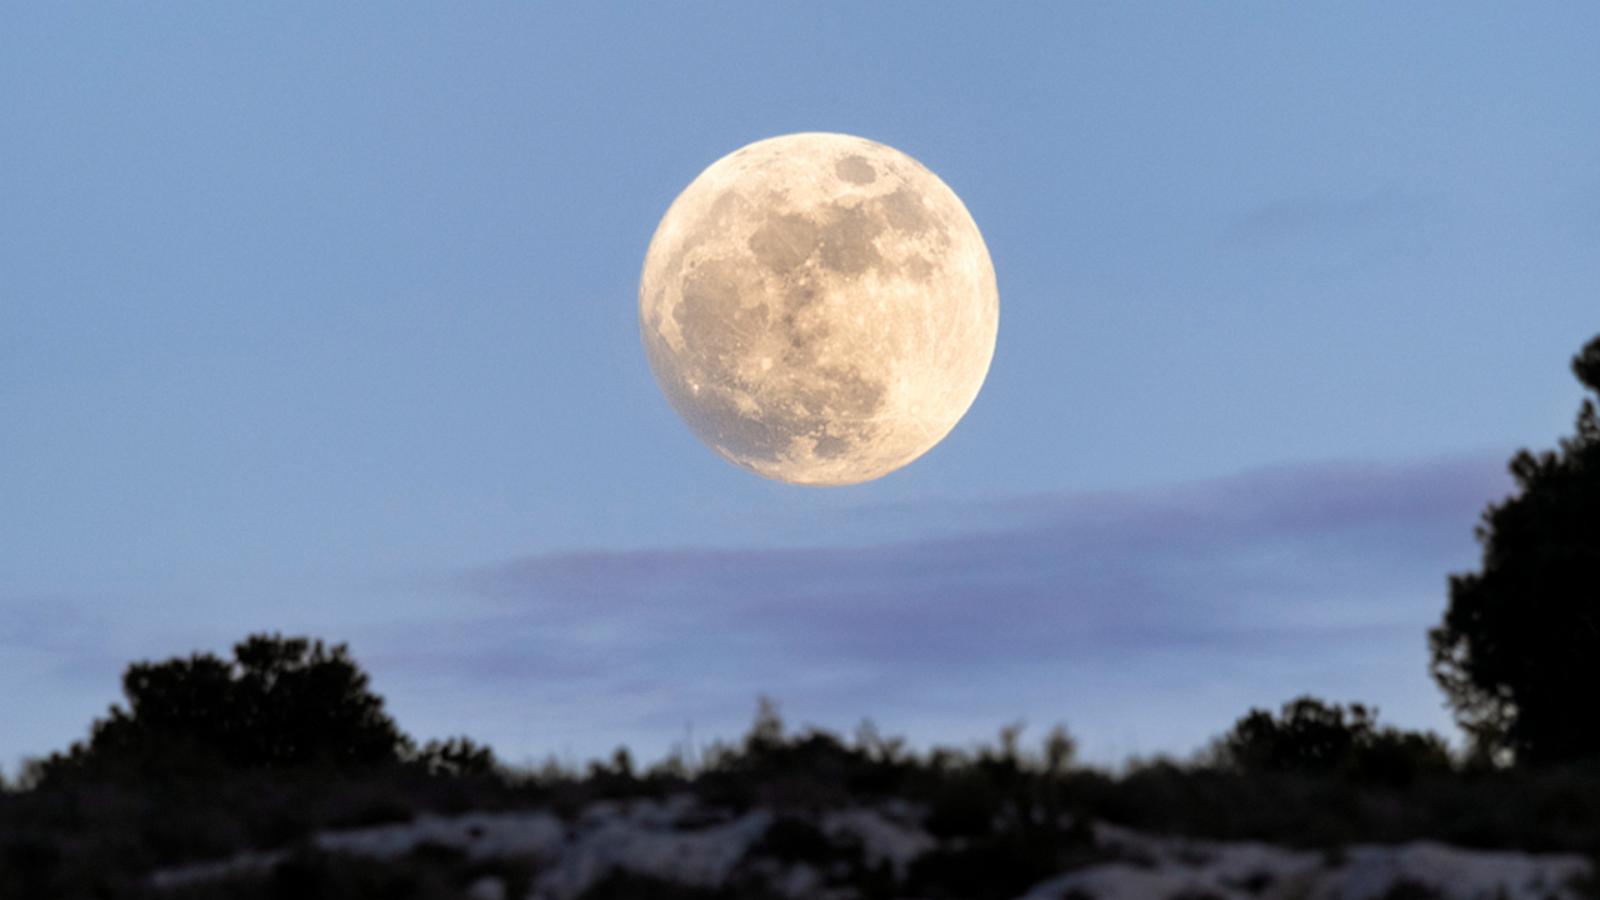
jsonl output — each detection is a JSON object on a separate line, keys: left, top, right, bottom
{"left": 639, "top": 132, "right": 998, "bottom": 486}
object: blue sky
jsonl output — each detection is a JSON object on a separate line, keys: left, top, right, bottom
{"left": 3, "top": 5, "right": 1597, "bottom": 772}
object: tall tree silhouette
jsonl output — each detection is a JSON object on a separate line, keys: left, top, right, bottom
{"left": 1430, "top": 334, "right": 1600, "bottom": 765}
{"left": 38, "top": 634, "right": 408, "bottom": 782}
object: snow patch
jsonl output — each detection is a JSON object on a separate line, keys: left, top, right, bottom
{"left": 1019, "top": 824, "right": 1591, "bottom": 900}
{"left": 530, "top": 805, "right": 771, "bottom": 900}
{"left": 821, "top": 807, "right": 934, "bottom": 878}
{"left": 316, "top": 810, "right": 564, "bottom": 862}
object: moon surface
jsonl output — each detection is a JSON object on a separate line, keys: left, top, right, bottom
{"left": 639, "top": 132, "right": 998, "bottom": 486}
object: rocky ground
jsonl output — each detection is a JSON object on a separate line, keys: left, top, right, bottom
{"left": 149, "top": 795, "right": 1594, "bottom": 900}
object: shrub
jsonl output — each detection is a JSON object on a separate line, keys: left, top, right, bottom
{"left": 34, "top": 635, "right": 408, "bottom": 785}
{"left": 411, "top": 738, "right": 497, "bottom": 779}
{"left": 1215, "top": 696, "right": 1453, "bottom": 784}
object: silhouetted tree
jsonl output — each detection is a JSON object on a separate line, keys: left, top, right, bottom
{"left": 746, "top": 696, "right": 786, "bottom": 755}
{"left": 1430, "top": 334, "right": 1600, "bottom": 766}
{"left": 1217, "top": 696, "right": 1452, "bottom": 783}
{"left": 1042, "top": 725, "right": 1077, "bottom": 776}
{"left": 1220, "top": 697, "right": 1378, "bottom": 774}
{"left": 35, "top": 634, "right": 408, "bottom": 783}
{"left": 412, "top": 737, "right": 498, "bottom": 778}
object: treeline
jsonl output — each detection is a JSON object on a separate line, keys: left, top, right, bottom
{"left": 4, "top": 661, "right": 1600, "bottom": 899}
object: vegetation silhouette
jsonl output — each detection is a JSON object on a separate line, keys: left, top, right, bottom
{"left": 5, "top": 665, "right": 1600, "bottom": 898}
{"left": 1215, "top": 696, "right": 1452, "bottom": 785}
{"left": 31, "top": 635, "right": 408, "bottom": 785}
{"left": 1430, "top": 334, "right": 1600, "bottom": 766}
{"left": 28, "top": 634, "right": 496, "bottom": 790}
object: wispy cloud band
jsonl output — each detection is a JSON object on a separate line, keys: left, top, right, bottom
{"left": 3, "top": 453, "right": 1515, "bottom": 767}
{"left": 378, "top": 453, "right": 1511, "bottom": 761}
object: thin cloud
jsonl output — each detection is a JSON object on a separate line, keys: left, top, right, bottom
{"left": 408, "top": 453, "right": 1512, "bottom": 759}
{"left": 0, "top": 594, "right": 115, "bottom": 663}
{"left": 20, "top": 455, "right": 1499, "bottom": 764}
{"left": 1226, "top": 188, "right": 1439, "bottom": 244}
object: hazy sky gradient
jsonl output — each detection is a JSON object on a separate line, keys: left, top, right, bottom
{"left": 3, "top": 5, "right": 1597, "bottom": 772}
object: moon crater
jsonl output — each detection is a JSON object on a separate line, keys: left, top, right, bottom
{"left": 640, "top": 132, "right": 998, "bottom": 485}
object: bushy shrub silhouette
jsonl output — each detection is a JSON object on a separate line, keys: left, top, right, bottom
{"left": 1430, "top": 334, "right": 1600, "bottom": 766}
{"left": 1216, "top": 696, "right": 1451, "bottom": 784}
{"left": 1221, "top": 696, "right": 1374, "bottom": 773}
{"left": 34, "top": 634, "right": 408, "bottom": 783}
{"left": 412, "top": 737, "right": 497, "bottom": 779}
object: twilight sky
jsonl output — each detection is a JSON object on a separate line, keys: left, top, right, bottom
{"left": 3, "top": 5, "right": 1597, "bottom": 774}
